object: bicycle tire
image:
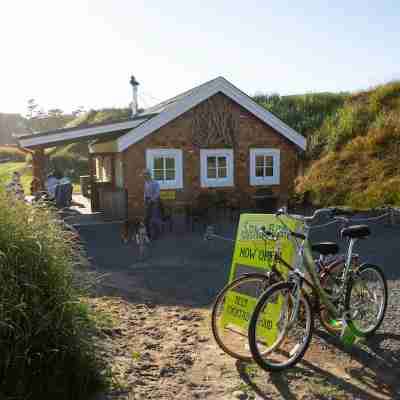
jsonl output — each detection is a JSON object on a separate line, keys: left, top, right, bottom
{"left": 344, "top": 264, "right": 388, "bottom": 336}
{"left": 248, "top": 281, "right": 314, "bottom": 371}
{"left": 211, "top": 273, "right": 271, "bottom": 361}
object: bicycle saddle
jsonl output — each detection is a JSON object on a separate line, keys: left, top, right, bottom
{"left": 311, "top": 242, "right": 339, "bottom": 256}
{"left": 340, "top": 224, "right": 370, "bottom": 239}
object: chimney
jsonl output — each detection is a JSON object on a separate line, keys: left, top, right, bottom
{"left": 129, "top": 75, "right": 139, "bottom": 116}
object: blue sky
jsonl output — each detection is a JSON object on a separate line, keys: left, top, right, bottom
{"left": 1, "top": 0, "right": 399, "bottom": 114}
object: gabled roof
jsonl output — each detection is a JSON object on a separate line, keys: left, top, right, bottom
{"left": 17, "top": 76, "right": 306, "bottom": 151}
{"left": 117, "top": 77, "right": 306, "bottom": 151}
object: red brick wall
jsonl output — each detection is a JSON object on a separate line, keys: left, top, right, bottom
{"left": 123, "top": 93, "right": 301, "bottom": 218}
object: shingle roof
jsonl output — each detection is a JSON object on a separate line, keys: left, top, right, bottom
{"left": 137, "top": 77, "right": 221, "bottom": 116}
{"left": 18, "top": 76, "right": 306, "bottom": 150}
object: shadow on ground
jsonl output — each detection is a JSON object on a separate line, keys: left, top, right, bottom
{"left": 77, "top": 221, "right": 236, "bottom": 307}
{"left": 77, "top": 217, "right": 400, "bottom": 308}
{"left": 235, "top": 327, "right": 400, "bottom": 400}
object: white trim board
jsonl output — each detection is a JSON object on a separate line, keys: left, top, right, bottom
{"left": 18, "top": 118, "right": 148, "bottom": 148}
{"left": 118, "top": 77, "right": 306, "bottom": 151}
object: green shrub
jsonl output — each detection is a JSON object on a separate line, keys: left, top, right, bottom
{"left": 254, "top": 92, "right": 347, "bottom": 139}
{"left": 323, "top": 103, "right": 375, "bottom": 151}
{"left": 0, "top": 194, "right": 107, "bottom": 399}
{"left": 49, "top": 154, "right": 89, "bottom": 180}
{"left": 369, "top": 81, "right": 400, "bottom": 114}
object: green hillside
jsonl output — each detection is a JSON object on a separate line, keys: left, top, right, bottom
{"left": 64, "top": 107, "right": 130, "bottom": 129}
{"left": 290, "top": 81, "right": 400, "bottom": 207}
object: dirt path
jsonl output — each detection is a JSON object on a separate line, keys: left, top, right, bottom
{"left": 91, "top": 288, "right": 400, "bottom": 400}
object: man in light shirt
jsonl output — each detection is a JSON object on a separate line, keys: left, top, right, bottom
{"left": 143, "top": 169, "right": 161, "bottom": 240}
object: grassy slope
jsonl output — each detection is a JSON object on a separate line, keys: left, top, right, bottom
{"left": 256, "top": 81, "right": 400, "bottom": 208}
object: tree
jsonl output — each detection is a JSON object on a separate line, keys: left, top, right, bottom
{"left": 72, "top": 106, "right": 86, "bottom": 118}
{"left": 26, "top": 98, "right": 39, "bottom": 121}
{"left": 25, "top": 98, "right": 48, "bottom": 133}
{"left": 48, "top": 108, "right": 67, "bottom": 130}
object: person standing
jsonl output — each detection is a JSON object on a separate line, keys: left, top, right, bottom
{"left": 143, "top": 169, "right": 161, "bottom": 240}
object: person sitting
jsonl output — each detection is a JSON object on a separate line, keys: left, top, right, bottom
{"left": 55, "top": 171, "right": 73, "bottom": 208}
{"left": 45, "top": 171, "right": 59, "bottom": 200}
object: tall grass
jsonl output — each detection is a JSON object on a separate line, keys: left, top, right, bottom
{"left": 296, "top": 111, "right": 400, "bottom": 208}
{"left": 0, "top": 192, "right": 107, "bottom": 399}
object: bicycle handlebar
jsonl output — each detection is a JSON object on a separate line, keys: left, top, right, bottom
{"left": 254, "top": 204, "right": 397, "bottom": 244}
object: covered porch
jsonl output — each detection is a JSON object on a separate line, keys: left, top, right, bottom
{"left": 17, "top": 118, "right": 147, "bottom": 222}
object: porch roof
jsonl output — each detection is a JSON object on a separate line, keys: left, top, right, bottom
{"left": 16, "top": 114, "right": 155, "bottom": 149}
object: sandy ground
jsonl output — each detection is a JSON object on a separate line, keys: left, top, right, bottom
{"left": 79, "top": 218, "right": 400, "bottom": 400}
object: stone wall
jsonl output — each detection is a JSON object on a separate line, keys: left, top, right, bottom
{"left": 123, "top": 93, "right": 301, "bottom": 218}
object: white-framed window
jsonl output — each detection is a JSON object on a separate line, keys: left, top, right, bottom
{"left": 200, "top": 149, "right": 234, "bottom": 188}
{"left": 250, "top": 148, "right": 280, "bottom": 186}
{"left": 146, "top": 149, "right": 183, "bottom": 189}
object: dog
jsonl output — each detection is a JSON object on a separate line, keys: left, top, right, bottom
{"left": 121, "top": 219, "right": 141, "bottom": 244}
{"left": 121, "top": 219, "right": 151, "bottom": 261}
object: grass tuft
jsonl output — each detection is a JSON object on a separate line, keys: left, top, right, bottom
{"left": 0, "top": 192, "right": 108, "bottom": 399}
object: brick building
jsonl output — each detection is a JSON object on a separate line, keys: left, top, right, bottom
{"left": 18, "top": 76, "right": 306, "bottom": 219}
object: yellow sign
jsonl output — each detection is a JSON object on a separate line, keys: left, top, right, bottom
{"left": 221, "top": 213, "right": 304, "bottom": 344}
{"left": 160, "top": 190, "right": 176, "bottom": 200}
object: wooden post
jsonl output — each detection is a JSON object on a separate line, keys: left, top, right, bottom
{"left": 88, "top": 154, "right": 98, "bottom": 211}
{"left": 390, "top": 208, "right": 396, "bottom": 226}
{"left": 31, "top": 148, "right": 46, "bottom": 192}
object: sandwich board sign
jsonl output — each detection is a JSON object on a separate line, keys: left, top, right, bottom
{"left": 220, "top": 213, "right": 304, "bottom": 345}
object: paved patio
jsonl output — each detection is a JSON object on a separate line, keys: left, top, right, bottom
{"left": 76, "top": 215, "right": 400, "bottom": 307}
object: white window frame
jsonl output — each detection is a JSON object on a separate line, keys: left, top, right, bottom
{"left": 250, "top": 148, "right": 280, "bottom": 186}
{"left": 146, "top": 149, "right": 183, "bottom": 189}
{"left": 200, "top": 149, "right": 234, "bottom": 188}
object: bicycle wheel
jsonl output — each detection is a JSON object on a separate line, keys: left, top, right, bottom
{"left": 211, "top": 273, "right": 272, "bottom": 361}
{"left": 249, "top": 281, "right": 314, "bottom": 371}
{"left": 345, "top": 264, "right": 388, "bottom": 336}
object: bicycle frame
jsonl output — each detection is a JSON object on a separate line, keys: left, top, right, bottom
{"left": 280, "top": 215, "right": 364, "bottom": 322}
{"left": 265, "top": 211, "right": 362, "bottom": 323}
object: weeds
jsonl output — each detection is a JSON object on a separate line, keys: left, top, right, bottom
{"left": 0, "top": 192, "right": 108, "bottom": 399}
